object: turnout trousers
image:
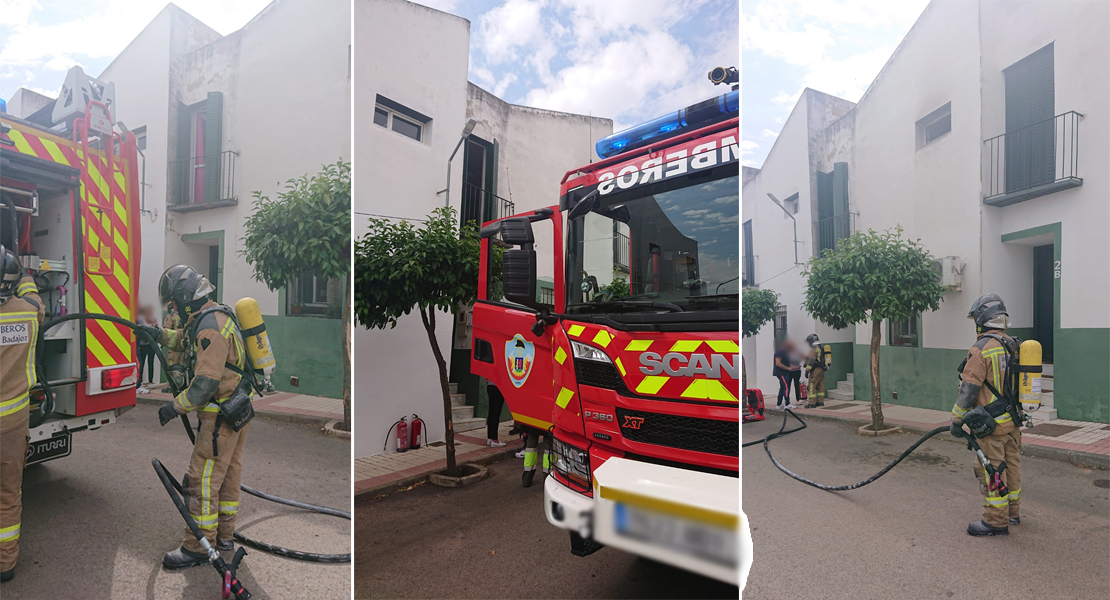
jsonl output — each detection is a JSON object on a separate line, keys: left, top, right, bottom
{"left": 0, "top": 417, "right": 28, "bottom": 572}
{"left": 973, "top": 428, "right": 1021, "bottom": 528}
{"left": 181, "top": 412, "right": 249, "bottom": 553}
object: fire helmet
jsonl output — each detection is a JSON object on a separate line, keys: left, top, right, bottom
{"left": 1, "top": 245, "right": 20, "bottom": 304}
{"left": 968, "top": 293, "right": 1009, "bottom": 332}
{"left": 805, "top": 333, "right": 820, "bottom": 346}
{"left": 158, "top": 264, "right": 214, "bottom": 316}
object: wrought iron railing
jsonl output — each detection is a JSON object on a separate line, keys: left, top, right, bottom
{"left": 168, "top": 150, "right": 237, "bottom": 208}
{"left": 813, "top": 213, "right": 855, "bottom": 256}
{"left": 460, "top": 181, "right": 514, "bottom": 227}
{"left": 613, "top": 231, "right": 630, "bottom": 272}
{"left": 983, "top": 111, "right": 1082, "bottom": 201}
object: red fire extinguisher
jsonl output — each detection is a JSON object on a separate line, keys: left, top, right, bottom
{"left": 409, "top": 414, "right": 424, "bottom": 450}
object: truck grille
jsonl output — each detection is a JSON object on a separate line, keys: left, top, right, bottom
{"left": 616, "top": 408, "right": 738, "bottom": 457}
{"left": 574, "top": 359, "right": 625, "bottom": 390}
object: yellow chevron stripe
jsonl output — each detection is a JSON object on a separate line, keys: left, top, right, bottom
{"left": 83, "top": 295, "right": 126, "bottom": 364}
{"left": 89, "top": 274, "right": 129, "bottom": 318}
{"left": 40, "top": 138, "right": 70, "bottom": 166}
{"left": 9, "top": 130, "right": 35, "bottom": 155}
{"left": 86, "top": 156, "right": 111, "bottom": 203}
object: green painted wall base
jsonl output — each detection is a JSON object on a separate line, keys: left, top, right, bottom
{"left": 1052, "top": 328, "right": 1110, "bottom": 422}
{"left": 264, "top": 314, "right": 344, "bottom": 398}
{"left": 823, "top": 342, "right": 853, "bottom": 389}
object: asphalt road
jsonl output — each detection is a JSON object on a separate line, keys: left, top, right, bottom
{"left": 353, "top": 456, "right": 739, "bottom": 599}
{"left": 6, "top": 404, "right": 351, "bottom": 600}
{"left": 742, "top": 415, "right": 1110, "bottom": 599}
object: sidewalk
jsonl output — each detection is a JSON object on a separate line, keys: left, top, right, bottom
{"left": 354, "top": 421, "right": 523, "bottom": 497}
{"left": 765, "top": 397, "right": 1110, "bottom": 467}
{"left": 141, "top": 384, "right": 344, "bottom": 426}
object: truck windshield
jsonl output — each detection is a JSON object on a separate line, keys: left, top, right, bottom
{"left": 566, "top": 169, "right": 738, "bottom": 315}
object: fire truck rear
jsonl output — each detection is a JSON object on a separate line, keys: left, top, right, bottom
{"left": 471, "top": 83, "right": 740, "bottom": 584}
{"left": 1, "top": 67, "right": 142, "bottom": 467}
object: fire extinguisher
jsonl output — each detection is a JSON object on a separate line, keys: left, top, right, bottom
{"left": 384, "top": 417, "right": 409, "bottom": 453}
{"left": 409, "top": 414, "right": 425, "bottom": 450}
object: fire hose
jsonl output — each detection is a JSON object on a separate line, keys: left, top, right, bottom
{"left": 34, "top": 313, "right": 351, "bottom": 575}
{"left": 745, "top": 408, "right": 1003, "bottom": 493}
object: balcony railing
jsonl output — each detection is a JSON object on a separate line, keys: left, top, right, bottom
{"left": 814, "top": 213, "right": 855, "bottom": 256}
{"left": 168, "top": 150, "right": 238, "bottom": 211}
{"left": 613, "top": 231, "right": 630, "bottom": 272}
{"left": 983, "top": 111, "right": 1083, "bottom": 206}
{"left": 460, "top": 181, "right": 514, "bottom": 227}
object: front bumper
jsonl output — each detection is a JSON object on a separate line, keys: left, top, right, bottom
{"left": 545, "top": 457, "right": 742, "bottom": 586}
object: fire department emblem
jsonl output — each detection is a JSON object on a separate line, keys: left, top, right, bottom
{"left": 505, "top": 334, "right": 535, "bottom": 388}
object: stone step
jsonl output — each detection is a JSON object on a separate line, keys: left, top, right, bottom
{"left": 845, "top": 373, "right": 853, "bottom": 383}
{"left": 450, "top": 382, "right": 458, "bottom": 394}
{"left": 827, "top": 389, "right": 854, "bottom": 401}
{"left": 450, "top": 393, "right": 467, "bottom": 407}
{"left": 453, "top": 417, "right": 486, "bottom": 434}
{"left": 1041, "top": 376, "right": 1053, "bottom": 392}
{"left": 1042, "top": 363, "right": 1053, "bottom": 377}
{"left": 834, "top": 381, "right": 854, "bottom": 394}
{"left": 1030, "top": 407, "right": 1058, "bottom": 421}
{"left": 452, "top": 404, "right": 475, "bottom": 421}
{"left": 1040, "top": 391, "right": 1053, "bottom": 408}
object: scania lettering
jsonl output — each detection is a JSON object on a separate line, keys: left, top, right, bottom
{"left": 471, "top": 80, "right": 739, "bottom": 585}
{"left": 1, "top": 66, "right": 142, "bottom": 465}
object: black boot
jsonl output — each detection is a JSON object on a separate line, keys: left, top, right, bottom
{"left": 162, "top": 546, "right": 209, "bottom": 570}
{"left": 1, "top": 569, "right": 13, "bottom": 583}
{"left": 1009, "top": 516, "right": 1020, "bottom": 526}
{"left": 967, "top": 520, "right": 1009, "bottom": 537}
{"left": 522, "top": 470, "right": 536, "bottom": 488}
{"left": 216, "top": 539, "right": 235, "bottom": 552}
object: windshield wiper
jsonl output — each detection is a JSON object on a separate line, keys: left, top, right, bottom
{"left": 582, "top": 300, "right": 684, "bottom": 313}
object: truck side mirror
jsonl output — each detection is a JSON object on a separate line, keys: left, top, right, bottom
{"left": 502, "top": 248, "right": 538, "bottom": 309}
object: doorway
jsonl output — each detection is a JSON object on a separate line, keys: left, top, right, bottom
{"left": 1032, "top": 243, "right": 1054, "bottom": 362}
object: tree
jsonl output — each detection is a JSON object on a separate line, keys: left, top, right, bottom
{"left": 241, "top": 160, "right": 352, "bottom": 430}
{"left": 599, "top": 273, "right": 630, "bottom": 298}
{"left": 741, "top": 287, "right": 779, "bottom": 392}
{"left": 803, "top": 227, "right": 945, "bottom": 431}
{"left": 354, "top": 206, "right": 480, "bottom": 477}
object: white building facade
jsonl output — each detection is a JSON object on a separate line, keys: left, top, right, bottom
{"left": 743, "top": 0, "right": 1109, "bottom": 423}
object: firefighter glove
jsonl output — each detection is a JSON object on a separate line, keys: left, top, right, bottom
{"left": 139, "top": 324, "right": 163, "bottom": 346}
{"left": 158, "top": 402, "right": 178, "bottom": 426}
{"left": 950, "top": 422, "right": 965, "bottom": 439}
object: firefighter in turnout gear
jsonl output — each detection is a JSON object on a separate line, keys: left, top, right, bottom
{"left": 148, "top": 265, "right": 255, "bottom": 569}
{"left": 1, "top": 246, "right": 44, "bottom": 583}
{"left": 804, "top": 333, "right": 826, "bottom": 407}
{"left": 951, "top": 294, "right": 1022, "bottom": 537}
{"left": 521, "top": 428, "right": 552, "bottom": 488}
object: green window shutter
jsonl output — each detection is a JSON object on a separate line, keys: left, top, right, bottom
{"left": 832, "top": 162, "right": 849, "bottom": 218}
{"left": 485, "top": 139, "right": 499, "bottom": 221}
{"left": 175, "top": 103, "right": 193, "bottom": 206}
{"left": 203, "top": 91, "right": 223, "bottom": 203}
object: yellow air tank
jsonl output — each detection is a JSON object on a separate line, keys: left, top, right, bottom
{"left": 823, "top": 344, "right": 832, "bottom": 369}
{"left": 1018, "top": 340, "right": 1042, "bottom": 412}
{"left": 234, "top": 297, "right": 276, "bottom": 376}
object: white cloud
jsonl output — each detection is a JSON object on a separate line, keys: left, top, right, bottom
{"left": 740, "top": 139, "right": 758, "bottom": 155}
{"left": 683, "top": 209, "right": 710, "bottom": 216}
{"left": 477, "top": 0, "right": 548, "bottom": 61}
{"left": 44, "top": 56, "right": 82, "bottom": 71}
{"left": 760, "top": 128, "right": 776, "bottom": 137}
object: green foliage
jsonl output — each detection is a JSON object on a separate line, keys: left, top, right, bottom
{"left": 804, "top": 227, "right": 945, "bottom": 329}
{"left": 742, "top": 287, "right": 779, "bottom": 338}
{"left": 599, "top": 274, "right": 630, "bottom": 298}
{"left": 354, "top": 206, "right": 480, "bottom": 329}
{"left": 241, "top": 161, "right": 351, "bottom": 291}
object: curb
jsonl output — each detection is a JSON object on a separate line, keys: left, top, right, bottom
{"left": 136, "top": 396, "right": 341, "bottom": 429}
{"left": 355, "top": 441, "right": 524, "bottom": 503}
{"left": 324, "top": 419, "right": 351, "bottom": 439}
{"left": 762, "top": 408, "right": 1109, "bottom": 469}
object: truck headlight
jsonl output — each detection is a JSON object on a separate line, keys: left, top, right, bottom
{"left": 552, "top": 437, "right": 591, "bottom": 492}
{"left": 571, "top": 340, "right": 611, "bottom": 364}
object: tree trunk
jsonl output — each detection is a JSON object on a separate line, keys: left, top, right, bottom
{"left": 342, "top": 277, "right": 352, "bottom": 432}
{"left": 421, "top": 305, "right": 456, "bottom": 477}
{"left": 870, "top": 317, "right": 885, "bottom": 431}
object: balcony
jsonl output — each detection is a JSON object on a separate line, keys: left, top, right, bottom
{"left": 613, "top": 231, "right": 630, "bottom": 272}
{"left": 168, "top": 150, "right": 238, "bottom": 212}
{"left": 983, "top": 111, "right": 1083, "bottom": 207}
{"left": 459, "top": 181, "right": 514, "bottom": 227}
{"left": 814, "top": 212, "right": 855, "bottom": 256}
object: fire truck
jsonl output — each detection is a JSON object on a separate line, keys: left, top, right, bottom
{"left": 471, "top": 85, "right": 740, "bottom": 584}
{"left": 1, "top": 67, "right": 142, "bottom": 466}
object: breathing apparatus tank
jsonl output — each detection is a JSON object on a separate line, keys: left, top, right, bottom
{"left": 234, "top": 297, "right": 276, "bottom": 376}
{"left": 823, "top": 344, "right": 832, "bottom": 369}
{"left": 1018, "top": 340, "right": 1043, "bottom": 412}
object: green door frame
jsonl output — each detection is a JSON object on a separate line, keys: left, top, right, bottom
{"left": 181, "top": 230, "right": 225, "bottom": 304}
{"left": 1000, "top": 221, "right": 1061, "bottom": 341}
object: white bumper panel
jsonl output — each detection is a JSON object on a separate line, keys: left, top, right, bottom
{"left": 29, "top": 409, "right": 118, "bottom": 442}
{"left": 544, "top": 474, "right": 595, "bottom": 536}
{"left": 592, "top": 457, "right": 741, "bottom": 586}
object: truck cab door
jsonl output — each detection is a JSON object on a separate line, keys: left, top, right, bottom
{"left": 471, "top": 209, "right": 562, "bottom": 432}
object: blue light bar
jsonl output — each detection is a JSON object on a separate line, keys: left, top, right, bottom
{"left": 596, "top": 89, "right": 738, "bottom": 159}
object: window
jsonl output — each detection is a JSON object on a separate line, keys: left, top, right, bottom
{"left": 783, "top": 193, "right": 798, "bottom": 218}
{"left": 916, "top": 102, "right": 952, "bottom": 149}
{"left": 289, "top": 271, "right": 344, "bottom": 318}
{"left": 373, "top": 94, "right": 431, "bottom": 143}
{"left": 888, "top": 315, "right": 919, "bottom": 347}
{"left": 612, "top": 220, "right": 630, "bottom": 272}
{"left": 774, "top": 305, "right": 787, "bottom": 345}
{"left": 742, "top": 219, "right": 755, "bottom": 287}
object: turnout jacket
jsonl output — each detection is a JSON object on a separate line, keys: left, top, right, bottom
{"left": 951, "top": 331, "right": 1016, "bottom": 437}
{"left": 1, "top": 276, "right": 44, "bottom": 433}
{"left": 160, "top": 299, "right": 249, "bottom": 414}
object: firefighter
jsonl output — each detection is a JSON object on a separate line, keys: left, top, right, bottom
{"left": 950, "top": 294, "right": 1022, "bottom": 537}
{"left": 521, "top": 427, "right": 552, "bottom": 488}
{"left": 804, "top": 333, "right": 826, "bottom": 407}
{"left": 1, "top": 246, "right": 44, "bottom": 583}
{"left": 162, "top": 307, "right": 183, "bottom": 368}
{"left": 143, "top": 265, "right": 253, "bottom": 569}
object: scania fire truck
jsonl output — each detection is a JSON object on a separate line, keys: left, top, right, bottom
{"left": 471, "top": 85, "right": 740, "bottom": 584}
{"left": 1, "top": 67, "right": 142, "bottom": 466}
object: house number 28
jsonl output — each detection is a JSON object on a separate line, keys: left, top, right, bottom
{"left": 1054, "top": 260, "right": 1061, "bottom": 279}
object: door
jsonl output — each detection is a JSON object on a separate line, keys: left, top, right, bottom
{"left": 192, "top": 110, "right": 207, "bottom": 205}
{"left": 1004, "top": 44, "right": 1055, "bottom": 192}
{"left": 1032, "top": 244, "right": 1054, "bottom": 362}
{"left": 461, "top": 137, "right": 488, "bottom": 227}
{"left": 207, "top": 246, "right": 220, "bottom": 302}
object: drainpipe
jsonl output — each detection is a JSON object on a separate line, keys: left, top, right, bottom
{"left": 441, "top": 119, "right": 477, "bottom": 208}
{"left": 767, "top": 192, "right": 803, "bottom": 266}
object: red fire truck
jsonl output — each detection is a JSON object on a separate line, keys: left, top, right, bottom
{"left": 1, "top": 67, "right": 142, "bottom": 466}
{"left": 471, "top": 88, "right": 740, "bottom": 584}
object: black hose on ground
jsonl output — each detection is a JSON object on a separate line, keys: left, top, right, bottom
{"left": 37, "top": 313, "right": 351, "bottom": 563}
{"left": 746, "top": 408, "right": 951, "bottom": 492}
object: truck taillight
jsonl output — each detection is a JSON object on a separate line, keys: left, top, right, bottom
{"left": 101, "top": 365, "right": 137, "bottom": 390}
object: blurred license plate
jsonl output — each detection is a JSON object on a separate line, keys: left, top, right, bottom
{"left": 26, "top": 434, "right": 71, "bottom": 465}
{"left": 614, "top": 502, "right": 736, "bottom": 567}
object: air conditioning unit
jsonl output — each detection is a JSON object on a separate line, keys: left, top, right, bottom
{"left": 934, "top": 256, "right": 965, "bottom": 291}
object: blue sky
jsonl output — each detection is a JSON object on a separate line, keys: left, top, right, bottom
{"left": 740, "top": 0, "right": 927, "bottom": 167}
